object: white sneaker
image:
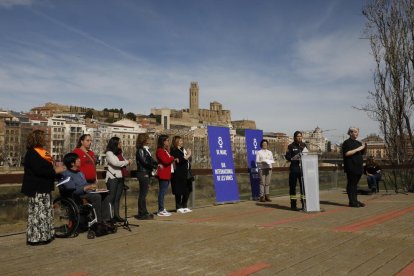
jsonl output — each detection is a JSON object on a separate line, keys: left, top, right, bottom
{"left": 183, "top": 208, "right": 192, "bottom": 213}
{"left": 162, "top": 209, "right": 172, "bottom": 216}
{"left": 157, "top": 210, "right": 171, "bottom": 217}
{"left": 177, "top": 208, "right": 185, "bottom": 214}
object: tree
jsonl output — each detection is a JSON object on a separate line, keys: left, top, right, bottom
{"left": 125, "top": 112, "right": 137, "bottom": 121}
{"left": 85, "top": 109, "right": 94, "bottom": 119}
{"left": 362, "top": 0, "right": 414, "bottom": 192}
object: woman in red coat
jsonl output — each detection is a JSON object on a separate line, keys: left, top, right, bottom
{"left": 156, "top": 135, "right": 176, "bottom": 217}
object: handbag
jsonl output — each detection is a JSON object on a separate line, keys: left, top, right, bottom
{"left": 187, "top": 170, "right": 195, "bottom": 182}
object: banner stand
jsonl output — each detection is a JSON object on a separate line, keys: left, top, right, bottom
{"left": 207, "top": 126, "right": 240, "bottom": 204}
{"left": 245, "top": 129, "right": 263, "bottom": 201}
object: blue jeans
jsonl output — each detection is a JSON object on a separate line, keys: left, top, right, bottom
{"left": 158, "top": 179, "right": 169, "bottom": 212}
{"left": 367, "top": 174, "right": 381, "bottom": 191}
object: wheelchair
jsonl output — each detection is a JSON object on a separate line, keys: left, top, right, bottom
{"left": 53, "top": 186, "right": 117, "bottom": 239}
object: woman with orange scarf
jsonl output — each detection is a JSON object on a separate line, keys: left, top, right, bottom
{"left": 21, "top": 130, "right": 65, "bottom": 245}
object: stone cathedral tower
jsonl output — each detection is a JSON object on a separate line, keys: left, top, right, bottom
{"left": 189, "top": 82, "right": 199, "bottom": 116}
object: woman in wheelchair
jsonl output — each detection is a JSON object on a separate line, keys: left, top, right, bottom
{"left": 60, "top": 152, "right": 116, "bottom": 235}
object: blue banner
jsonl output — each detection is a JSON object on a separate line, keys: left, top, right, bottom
{"left": 245, "top": 129, "right": 263, "bottom": 200}
{"left": 207, "top": 126, "right": 239, "bottom": 203}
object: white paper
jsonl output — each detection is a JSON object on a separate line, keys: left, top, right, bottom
{"left": 56, "top": 177, "right": 70, "bottom": 187}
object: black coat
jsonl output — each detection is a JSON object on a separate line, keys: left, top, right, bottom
{"left": 170, "top": 147, "right": 192, "bottom": 195}
{"left": 136, "top": 147, "right": 157, "bottom": 174}
{"left": 342, "top": 138, "right": 364, "bottom": 175}
{"left": 285, "top": 142, "right": 306, "bottom": 173}
{"left": 21, "top": 148, "right": 56, "bottom": 197}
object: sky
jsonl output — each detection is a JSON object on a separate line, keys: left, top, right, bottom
{"left": 0, "top": 0, "right": 377, "bottom": 143}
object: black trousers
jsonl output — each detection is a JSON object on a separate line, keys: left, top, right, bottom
{"left": 346, "top": 173, "right": 362, "bottom": 205}
{"left": 175, "top": 192, "right": 190, "bottom": 209}
{"left": 82, "top": 193, "right": 111, "bottom": 222}
{"left": 289, "top": 171, "right": 304, "bottom": 199}
{"left": 137, "top": 172, "right": 150, "bottom": 216}
{"left": 106, "top": 178, "right": 124, "bottom": 218}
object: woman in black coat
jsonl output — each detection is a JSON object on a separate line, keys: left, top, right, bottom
{"left": 135, "top": 133, "right": 157, "bottom": 220}
{"left": 170, "top": 136, "right": 193, "bottom": 213}
{"left": 21, "top": 130, "right": 65, "bottom": 245}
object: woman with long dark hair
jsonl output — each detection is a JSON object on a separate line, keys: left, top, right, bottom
{"left": 135, "top": 133, "right": 157, "bottom": 220}
{"left": 155, "top": 135, "right": 176, "bottom": 217}
{"left": 21, "top": 130, "right": 65, "bottom": 245}
{"left": 73, "top": 134, "right": 97, "bottom": 184}
{"left": 105, "top": 136, "right": 131, "bottom": 222}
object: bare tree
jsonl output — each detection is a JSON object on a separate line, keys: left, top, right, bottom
{"left": 362, "top": 0, "right": 414, "bottom": 192}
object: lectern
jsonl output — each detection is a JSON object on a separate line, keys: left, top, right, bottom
{"left": 301, "top": 153, "right": 320, "bottom": 212}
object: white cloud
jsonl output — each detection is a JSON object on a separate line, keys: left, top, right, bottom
{"left": 293, "top": 31, "right": 373, "bottom": 82}
{"left": 0, "top": 25, "right": 379, "bottom": 143}
{"left": 0, "top": 0, "right": 33, "bottom": 8}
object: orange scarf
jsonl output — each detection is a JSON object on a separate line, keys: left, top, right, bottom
{"left": 34, "top": 147, "right": 54, "bottom": 164}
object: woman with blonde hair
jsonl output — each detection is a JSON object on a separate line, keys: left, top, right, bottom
{"left": 170, "top": 136, "right": 193, "bottom": 213}
{"left": 342, "top": 127, "right": 366, "bottom": 207}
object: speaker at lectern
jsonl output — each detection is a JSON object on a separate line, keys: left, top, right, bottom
{"left": 300, "top": 152, "right": 320, "bottom": 212}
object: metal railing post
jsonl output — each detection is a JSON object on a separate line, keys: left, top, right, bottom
{"left": 191, "top": 175, "right": 196, "bottom": 209}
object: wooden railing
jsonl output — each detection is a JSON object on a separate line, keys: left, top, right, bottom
{"left": 0, "top": 166, "right": 342, "bottom": 185}
{"left": 1, "top": 164, "right": 410, "bottom": 186}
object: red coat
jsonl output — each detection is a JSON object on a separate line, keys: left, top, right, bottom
{"left": 156, "top": 148, "right": 175, "bottom": 180}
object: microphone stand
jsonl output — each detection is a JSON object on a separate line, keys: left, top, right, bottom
{"left": 121, "top": 184, "right": 139, "bottom": 231}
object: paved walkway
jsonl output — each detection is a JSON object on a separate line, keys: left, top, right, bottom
{"left": 1, "top": 189, "right": 414, "bottom": 276}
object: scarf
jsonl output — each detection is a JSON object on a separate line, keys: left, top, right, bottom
{"left": 117, "top": 150, "right": 129, "bottom": 177}
{"left": 34, "top": 147, "right": 54, "bottom": 164}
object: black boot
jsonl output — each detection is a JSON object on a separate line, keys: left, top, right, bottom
{"left": 300, "top": 199, "right": 305, "bottom": 211}
{"left": 290, "top": 200, "right": 299, "bottom": 211}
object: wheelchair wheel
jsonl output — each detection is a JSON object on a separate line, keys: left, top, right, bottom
{"left": 53, "top": 197, "right": 80, "bottom": 238}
